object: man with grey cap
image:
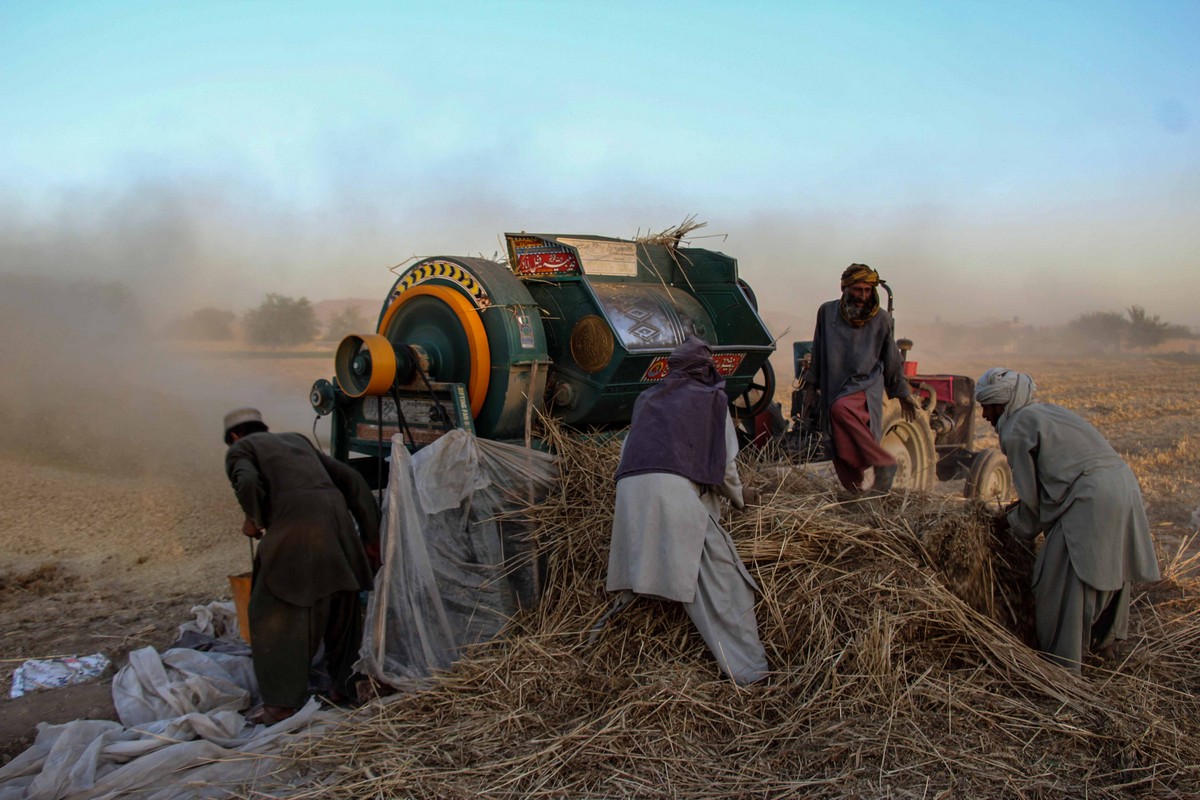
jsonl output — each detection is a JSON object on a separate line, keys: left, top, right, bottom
{"left": 976, "top": 368, "right": 1160, "bottom": 672}
{"left": 223, "top": 407, "right": 380, "bottom": 723}
{"left": 802, "top": 264, "right": 921, "bottom": 494}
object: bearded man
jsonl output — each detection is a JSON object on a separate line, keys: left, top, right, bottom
{"left": 803, "top": 264, "right": 921, "bottom": 494}
{"left": 976, "top": 368, "right": 1160, "bottom": 672}
{"left": 606, "top": 336, "right": 768, "bottom": 685}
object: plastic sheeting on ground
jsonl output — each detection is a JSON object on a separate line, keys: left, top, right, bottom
{"left": 111, "top": 647, "right": 256, "bottom": 727}
{"left": 9, "top": 655, "right": 111, "bottom": 699}
{"left": 0, "top": 637, "right": 336, "bottom": 799}
{"left": 176, "top": 600, "right": 241, "bottom": 642}
{"left": 357, "top": 430, "right": 559, "bottom": 685}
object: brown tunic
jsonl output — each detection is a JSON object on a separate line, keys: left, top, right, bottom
{"left": 225, "top": 432, "right": 379, "bottom": 607}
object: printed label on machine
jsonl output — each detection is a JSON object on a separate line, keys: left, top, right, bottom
{"left": 355, "top": 423, "right": 446, "bottom": 447}
{"left": 641, "top": 352, "right": 746, "bottom": 382}
{"left": 557, "top": 238, "right": 638, "bottom": 277}
{"left": 517, "top": 313, "right": 535, "bottom": 349}
{"left": 356, "top": 386, "right": 475, "bottom": 446}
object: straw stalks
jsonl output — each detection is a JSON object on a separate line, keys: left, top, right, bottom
{"left": 634, "top": 216, "right": 708, "bottom": 248}
{"left": 285, "top": 424, "right": 1200, "bottom": 798}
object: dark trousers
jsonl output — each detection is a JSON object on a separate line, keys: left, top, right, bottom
{"left": 249, "top": 573, "right": 363, "bottom": 708}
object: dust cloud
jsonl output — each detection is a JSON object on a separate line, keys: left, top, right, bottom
{"left": 0, "top": 273, "right": 318, "bottom": 477}
{"left": 2, "top": 170, "right": 1196, "bottom": 465}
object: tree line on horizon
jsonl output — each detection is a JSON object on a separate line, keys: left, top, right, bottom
{"left": 1065, "top": 305, "right": 1192, "bottom": 352}
{"left": 165, "top": 293, "right": 1197, "bottom": 353}
{"left": 915, "top": 305, "right": 1196, "bottom": 356}
{"left": 166, "top": 294, "right": 369, "bottom": 346}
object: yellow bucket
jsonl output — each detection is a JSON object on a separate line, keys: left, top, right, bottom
{"left": 228, "top": 572, "right": 253, "bottom": 644}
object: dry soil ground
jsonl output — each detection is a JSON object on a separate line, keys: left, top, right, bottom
{"left": 1, "top": 350, "right": 1198, "bottom": 763}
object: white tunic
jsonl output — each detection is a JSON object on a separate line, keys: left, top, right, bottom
{"left": 606, "top": 416, "right": 754, "bottom": 603}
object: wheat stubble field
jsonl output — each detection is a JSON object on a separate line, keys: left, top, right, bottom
{"left": 1, "top": 349, "right": 1199, "bottom": 795}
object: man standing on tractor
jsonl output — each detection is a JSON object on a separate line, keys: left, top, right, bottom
{"left": 802, "top": 264, "right": 921, "bottom": 494}
{"left": 223, "top": 408, "right": 381, "bottom": 724}
{"left": 976, "top": 368, "right": 1160, "bottom": 672}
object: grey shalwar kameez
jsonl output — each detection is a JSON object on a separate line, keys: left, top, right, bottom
{"left": 997, "top": 403, "right": 1160, "bottom": 671}
{"left": 607, "top": 415, "right": 768, "bottom": 684}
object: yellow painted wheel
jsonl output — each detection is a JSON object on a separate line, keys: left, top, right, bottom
{"left": 335, "top": 333, "right": 397, "bottom": 398}
{"left": 378, "top": 284, "right": 491, "bottom": 417}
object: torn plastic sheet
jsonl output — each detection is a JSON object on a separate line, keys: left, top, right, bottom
{"left": 112, "top": 647, "right": 257, "bottom": 727}
{"left": 9, "top": 654, "right": 111, "bottom": 699}
{"left": 176, "top": 600, "right": 240, "bottom": 641}
{"left": 0, "top": 646, "right": 333, "bottom": 800}
{"left": 357, "top": 430, "right": 558, "bottom": 685}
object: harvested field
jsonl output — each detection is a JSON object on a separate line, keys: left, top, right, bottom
{"left": 1, "top": 349, "right": 1199, "bottom": 797}
{"left": 284, "top": 411, "right": 1200, "bottom": 799}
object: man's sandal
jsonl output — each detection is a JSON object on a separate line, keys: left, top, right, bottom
{"left": 245, "top": 704, "right": 297, "bottom": 725}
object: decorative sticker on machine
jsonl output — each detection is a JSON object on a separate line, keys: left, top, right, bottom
{"left": 385, "top": 260, "right": 492, "bottom": 309}
{"left": 712, "top": 353, "right": 746, "bottom": 374}
{"left": 641, "top": 352, "right": 746, "bottom": 382}
{"left": 507, "top": 236, "right": 580, "bottom": 276}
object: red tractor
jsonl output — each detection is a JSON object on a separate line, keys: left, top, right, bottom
{"left": 780, "top": 340, "right": 1012, "bottom": 501}
{"left": 737, "top": 285, "right": 1013, "bottom": 501}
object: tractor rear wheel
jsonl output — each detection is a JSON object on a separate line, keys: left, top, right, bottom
{"left": 963, "top": 447, "right": 1014, "bottom": 502}
{"left": 878, "top": 398, "right": 937, "bottom": 491}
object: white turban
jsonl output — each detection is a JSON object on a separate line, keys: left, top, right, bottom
{"left": 975, "top": 368, "right": 1037, "bottom": 430}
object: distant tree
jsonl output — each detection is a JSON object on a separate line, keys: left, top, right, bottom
{"left": 1164, "top": 322, "right": 1196, "bottom": 339}
{"left": 4, "top": 276, "right": 144, "bottom": 342}
{"left": 167, "top": 307, "right": 236, "bottom": 340}
{"left": 243, "top": 294, "right": 319, "bottom": 347}
{"left": 324, "top": 306, "right": 368, "bottom": 341}
{"left": 1125, "top": 305, "right": 1171, "bottom": 349}
{"left": 1067, "top": 311, "right": 1127, "bottom": 353}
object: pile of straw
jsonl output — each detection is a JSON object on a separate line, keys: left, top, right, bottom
{"left": 290, "top": 429, "right": 1200, "bottom": 798}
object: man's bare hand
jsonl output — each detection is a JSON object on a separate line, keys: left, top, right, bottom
{"left": 241, "top": 518, "right": 263, "bottom": 540}
{"left": 742, "top": 487, "right": 761, "bottom": 507}
{"left": 900, "top": 395, "right": 922, "bottom": 423}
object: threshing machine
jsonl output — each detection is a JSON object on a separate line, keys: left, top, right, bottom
{"left": 310, "top": 232, "right": 776, "bottom": 486}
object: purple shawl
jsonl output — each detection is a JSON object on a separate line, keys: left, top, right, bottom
{"left": 615, "top": 336, "right": 729, "bottom": 486}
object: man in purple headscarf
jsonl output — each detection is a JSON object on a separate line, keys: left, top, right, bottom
{"left": 605, "top": 336, "right": 768, "bottom": 685}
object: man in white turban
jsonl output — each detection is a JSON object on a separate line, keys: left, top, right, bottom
{"left": 975, "top": 368, "right": 1160, "bottom": 672}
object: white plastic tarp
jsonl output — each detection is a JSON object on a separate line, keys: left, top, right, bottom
{"left": 357, "top": 430, "right": 558, "bottom": 685}
{"left": 0, "top": 639, "right": 333, "bottom": 799}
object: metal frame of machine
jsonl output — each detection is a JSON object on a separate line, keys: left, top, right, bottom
{"left": 310, "top": 233, "right": 777, "bottom": 488}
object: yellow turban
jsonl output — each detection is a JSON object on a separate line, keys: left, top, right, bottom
{"left": 840, "top": 263, "right": 881, "bottom": 289}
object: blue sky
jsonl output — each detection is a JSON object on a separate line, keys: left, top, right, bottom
{"left": 1, "top": 1, "right": 1197, "bottom": 327}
